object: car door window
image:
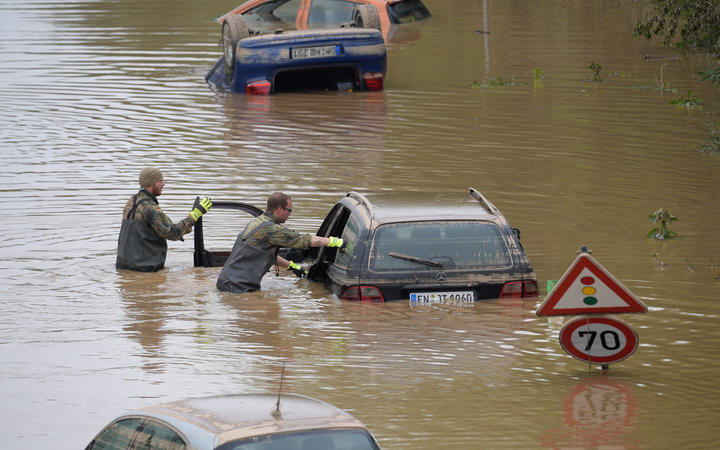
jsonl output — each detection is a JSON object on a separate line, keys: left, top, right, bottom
{"left": 243, "top": 0, "right": 302, "bottom": 29}
{"left": 133, "top": 419, "right": 186, "bottom": 450}
{"left": 308, "top": 0, "right": 357, "bottom": 27}
{"left": 334, "top": 214, "right": 359, "bottom": 267}
{"left": 86, "top": 418, "right": 143, "bottom": 450}
{"left": 388, "top": 0, "right": 431, "bottom": 23}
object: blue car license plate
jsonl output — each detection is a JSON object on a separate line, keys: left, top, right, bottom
{"left": 291, "top": 45, "right": 340, "bottom": 59}
{"left": 410, "top": 291, "right": 475, "bottom": 303}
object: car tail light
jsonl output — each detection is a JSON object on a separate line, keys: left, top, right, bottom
{"left": 246, "top": 80, "right": 271, "bottom": 95}
{"left": 363, "top": 73, "right": 383, "bottom": 91}
{"left": 499, "top": 281, "right": 539, "bottom": 298}
{"left": 341, "top": 286, "right": 385, "bottom": 302}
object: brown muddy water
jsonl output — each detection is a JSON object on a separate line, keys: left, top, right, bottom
{"left": 2, "top": 0, "right": 720, "bottom": 448}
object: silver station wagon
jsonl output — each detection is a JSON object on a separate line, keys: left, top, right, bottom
{"left": 85, "top": 393, "right": 381, "bottom": 449}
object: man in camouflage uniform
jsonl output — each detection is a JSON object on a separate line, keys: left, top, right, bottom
{"left": 116, "top": 167, "right": 212, "bottom": 272}
{"left": 216, "top": 192, "right": 345, "bottom": 293}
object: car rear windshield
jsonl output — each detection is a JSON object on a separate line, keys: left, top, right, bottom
{"left": 387, "top": 0, "right": 431, "bottom": 24}
{"left": 216, "top": 428, "right": 379, "bottom": 450}
{"left": 370, "top": 221, "right": 512, "bottom": 271}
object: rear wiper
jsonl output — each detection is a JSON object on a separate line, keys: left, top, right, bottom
{"left": 389, "top": 252, "right": 443, "bottom": 268}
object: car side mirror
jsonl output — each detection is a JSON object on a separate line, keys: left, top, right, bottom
{"left": 512, "top": 227, "right": 521, "bottom": 240}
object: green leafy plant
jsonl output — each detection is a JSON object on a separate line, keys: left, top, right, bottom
{"left": 670, "top": 90, "right": 702, "bottom": 107}
{"left": 647, "top": 208, "right": 679, "bottom": 239}
{"left": 588, "top": 62, "right": 603, "bottom": 81}
{"left": 699, "top": 67, "right": 720, "bottom": 87}
{"left": 532, "top": 68, "right": 544, "bottom": 87}
{"left": 532, "top": 68, "right": 544, "bottom": 80}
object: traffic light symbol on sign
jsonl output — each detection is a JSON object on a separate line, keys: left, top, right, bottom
{"left": 581, "top": 276, "right": 598, "bottom": 306}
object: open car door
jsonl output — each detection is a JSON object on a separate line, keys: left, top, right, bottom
{"left": 193, "top": 199, "right": 263, "bottom": 267}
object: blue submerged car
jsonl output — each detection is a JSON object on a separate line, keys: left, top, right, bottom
{"left": 205, "top": 13, "right": 387, "bottom": 95}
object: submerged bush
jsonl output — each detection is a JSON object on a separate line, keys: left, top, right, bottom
{"left": 699, "top": 128, "right": 720, "bottom": 152}
{"left": 647, "top": 208, "right": 679, "bottom": 239}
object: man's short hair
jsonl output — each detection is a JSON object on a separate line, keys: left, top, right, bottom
{"left": 266, "top": 192, "right": 290, "bottom": 212}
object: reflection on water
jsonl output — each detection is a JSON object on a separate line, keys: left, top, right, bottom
{"left": 540, "top": 376, "right": 642, "bottom": 448}
{"left": 2, "top": 0, "right": 720, "bottom": 448}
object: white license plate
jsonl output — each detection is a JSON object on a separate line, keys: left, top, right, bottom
{"left": 409, "top": 291, "right": 475, "bottom": 303}
{"left": 291, "top": 45, "right": 339, "bottom": 59}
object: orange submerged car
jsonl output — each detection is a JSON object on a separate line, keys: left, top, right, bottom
{"left": 218, "top": 0, "right": 431, "bottom": 43}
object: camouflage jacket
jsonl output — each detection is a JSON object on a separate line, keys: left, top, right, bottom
{"left": 122, "top": 189, "right": 194, "bottom": 241}
{"left": 242, "top": 213, "right": 312, "bottom": 251}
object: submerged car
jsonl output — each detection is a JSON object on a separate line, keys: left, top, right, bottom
{"left": 218, "top": 0, "right": 432, "bottom": 43}
{"left": 206, "top": 1, "right": 390, "bottom": 94}
{"left": 194, "top": 188, "right": 538, "bottom": 303}
{"left": 303, "top": 188, "right": 538, "bottom": 302}
{"left": 85, "top": 393, "right": 381, "bottom": 449}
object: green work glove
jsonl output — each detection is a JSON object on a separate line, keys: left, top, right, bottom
{"left": 328, "top": 236, "right": 346, "bottom": 249}
{"left": 287, "top": 261, "right": 307, "bottom": 278}
{"left": 189, "top": 196, "right": 213, "bottom": 222}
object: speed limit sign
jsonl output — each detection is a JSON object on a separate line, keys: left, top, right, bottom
{"left": 559, "top": 316, "right": 639, "bottom": 364}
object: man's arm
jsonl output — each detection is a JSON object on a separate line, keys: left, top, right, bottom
{"left": 276, "top": 255, "right": 290, "bottom": 268}
{"left": 146, "top": 205, "right": 194, "bottom": 241}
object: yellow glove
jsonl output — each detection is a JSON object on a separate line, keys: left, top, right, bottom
{"left": 287, "top": 261, "right": 307, "bottom": 278}
{"left": 328, "top": 236, "right": 346, "bottom": 249}
{"left": 189, "top": 196, "right": 212, "bottom": 221}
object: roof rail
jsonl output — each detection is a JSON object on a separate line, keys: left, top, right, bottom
{"left": 468, "top": 187, "right": 497, "bottom": 215}
{"left": 346, "top": 191, "right": 374, "bottom": 217}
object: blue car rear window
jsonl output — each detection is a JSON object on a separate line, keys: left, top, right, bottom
{"left": 370, "top": 221, "right": 512, "bottom": 271}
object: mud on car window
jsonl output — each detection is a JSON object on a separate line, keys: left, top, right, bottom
{"left": 370, "top": 221, "right": 513, "bottom": 271}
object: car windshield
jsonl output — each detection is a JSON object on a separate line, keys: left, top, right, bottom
{"left": 388, "top": 0, "right": 431, "bottom": 24}
{"left": 216, "top": 428, "right": 379, "bottom": 450}
{"left": 370, "top": 221, "right": 512, "bottom": 271}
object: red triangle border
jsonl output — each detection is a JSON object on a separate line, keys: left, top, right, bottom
{"left": 537, "top": 255, "right": 647, "bottom": 316}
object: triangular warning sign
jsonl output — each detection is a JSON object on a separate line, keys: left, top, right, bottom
{"left": 537, "top": 253, "right": 647, "bottom": 316}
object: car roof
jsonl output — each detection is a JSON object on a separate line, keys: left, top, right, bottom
{"left": 342, "top": 188, "right": 509, "bottom": 225}
{"left": 131, "top": 393, "right": 371, "bottom": 446}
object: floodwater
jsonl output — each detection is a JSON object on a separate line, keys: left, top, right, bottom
{"left": 1, "top": 0, "right": 720, "bottom": 448}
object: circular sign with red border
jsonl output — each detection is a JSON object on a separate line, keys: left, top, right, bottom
{"left": 559, "top": 316, "right": 639, "bottom": 364}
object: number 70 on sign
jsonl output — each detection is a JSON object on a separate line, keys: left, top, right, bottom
{"left": 559, "top": 316, "right": 639, "bottom": 365}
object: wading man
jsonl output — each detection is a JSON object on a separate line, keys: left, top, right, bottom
{"left": 116, "top": 167, "right": 212, "bottom": 272}
{"left": 216, "top": 192, "right": 344, "bottom": 293}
